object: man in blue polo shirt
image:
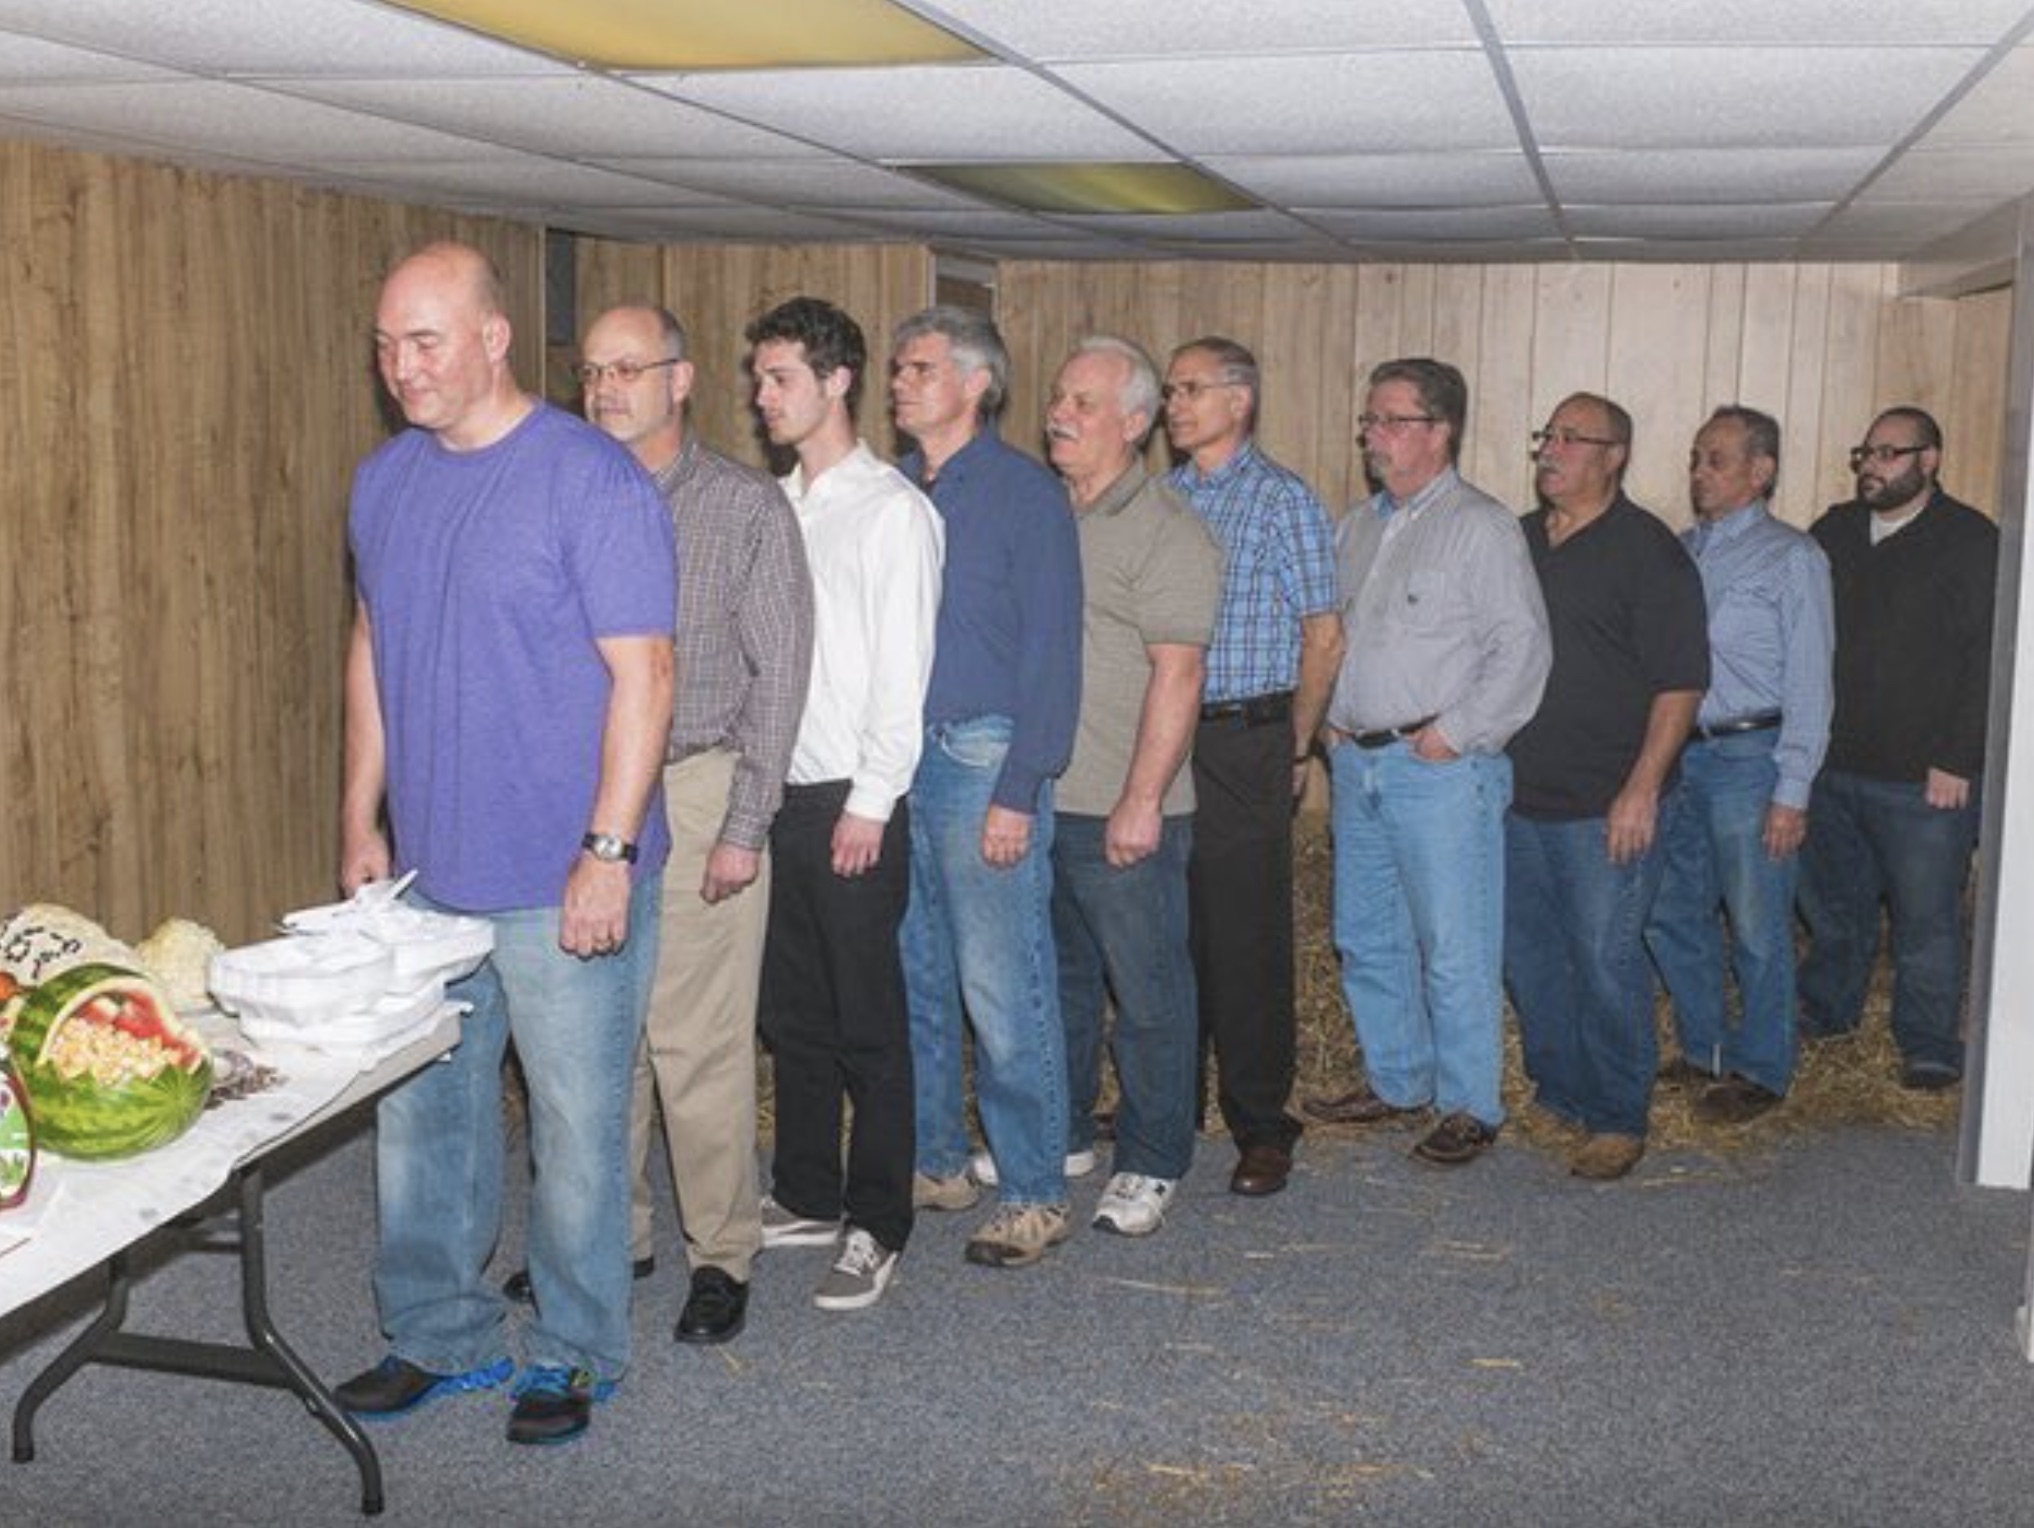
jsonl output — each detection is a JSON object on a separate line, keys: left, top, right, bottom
{"left": 1165, "top": 337, "right": 1342, "bottom": 1198}
{"left": 890, "top": 306, "right": 1085, "bottom": 1268}
{"left": 1646, "top": 405, "right": 1833, "bottom": 1125}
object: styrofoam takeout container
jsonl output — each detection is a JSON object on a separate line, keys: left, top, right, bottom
{"left": 207, "top": 932, "right": 396, "bottom": 1028}
{"left": 283, "top": 877, "right": 493, "bottom": 988}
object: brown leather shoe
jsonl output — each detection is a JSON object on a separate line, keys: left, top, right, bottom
{"left": 1411, "top": 1111, "right": 1498, "bottom": 1167}
{"left": 1301, "top": 1084, "right": 1430, "bottom": 1126}
{"left": 1692, "top": 1075, "right": 1783, "bottom": 1125}
{"left": 1656, "top": 1056, "right": 1718, "bottom": 1090}
{"left": 1569, "top": 1133, "right": 1645, "bottom": 1181}
{"left": 1229, "top": 1143, "right": 1293, "bottom": 1197}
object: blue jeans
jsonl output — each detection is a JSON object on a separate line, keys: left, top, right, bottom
{"left": 1330, "top": 741, "right": 1510, "bottom": 1126}
{"left": 1504, "top": 805, "right": 1674, "bottom": 1136}
{"left": 1644, "top": 733, "right": 1797, "bottom": 1094}
{"left": 374, "top": 878, "right": 659, "bottom": 1383}
{"left": 902, "top": 716, "right": 1068, "bottom": 1205}
{"left": 1053, "top": 813, "right": 1198, "bottom": 1180}
{"left": 1799, "top": 768, "right": 1978, "bottom": 1072}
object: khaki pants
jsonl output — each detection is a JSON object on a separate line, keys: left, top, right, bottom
{"left": 627, "top": 750, "right": 766, "bottom": 1278}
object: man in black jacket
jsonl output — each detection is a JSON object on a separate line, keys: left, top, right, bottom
{"left": 1798, "top": 407, "right": 1997, "bottom": 1090}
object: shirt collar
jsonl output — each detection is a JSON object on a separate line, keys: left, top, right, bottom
{"left": 1085, "top": 461, "right": 1149, "bottom": 517}
{"left": 1175, "top": 438, "right": 1259, "bottom": 491}
{"left": 1378, "top": 465, "right": 1458, "bottom": 520}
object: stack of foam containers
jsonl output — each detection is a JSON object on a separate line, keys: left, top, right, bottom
{"left": 207, "top": 874, "right": 492, "bottom": 1051}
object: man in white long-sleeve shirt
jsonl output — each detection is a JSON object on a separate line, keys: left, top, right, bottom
{"left": 745, "top": 297, "right": 944, "bottom": 1313}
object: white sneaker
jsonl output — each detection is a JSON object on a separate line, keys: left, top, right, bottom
{"left": 759, "top": 1195, "right": 840, "bottom": 1249}
{"left": 1092, "top": 1173, "right": 1177, "bottom": 1237}
{"left": 969, "top": 1148, "right": 1099, "bottom": 1190}
{"left": 813, "top": 1229, "right": 899, "bottom": 1311}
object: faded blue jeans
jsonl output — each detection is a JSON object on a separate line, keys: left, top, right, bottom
{"left": 1504, "top": 803, "right": 1675, "bottom": 1137}
{"left": 902, "top": 715, "right": 1068, "bottom": 1206}
{"left": 374, "top": 878, "right": 659, "bottom": 1384}
{"left": 1053, "top": 812, "right": 1198, "bottom": 1181}
{"left": 1644, "top": 732, "right": 1797, "bottom": 1095}
{"left": 1329, "top": 741, "right": 1510, "bottom": 1128}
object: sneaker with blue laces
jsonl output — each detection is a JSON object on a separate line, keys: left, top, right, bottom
{"left": 506, "top": 1364, "right": 616, "bottom": 1446}
{"left": 333, "top": 1354, "right": 514, "bottom": 1419}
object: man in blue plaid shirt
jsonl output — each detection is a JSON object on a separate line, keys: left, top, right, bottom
{"left": 1165, "top": 337, "right": 1343, "bottom": 1197}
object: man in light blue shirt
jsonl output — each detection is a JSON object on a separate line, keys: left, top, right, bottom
{"left": 1645, "top": 405, "right": 1833, "bottom": 1125}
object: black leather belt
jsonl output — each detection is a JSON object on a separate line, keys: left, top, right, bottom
{"left": 1352, "top": 716, "right": 1436, "bottom": 749}
{"left": 1200, "top": 690, "right": 1293, "bottom": 727}
{"left": 1693, "top": 710, "right": 1782, "bottom": 741}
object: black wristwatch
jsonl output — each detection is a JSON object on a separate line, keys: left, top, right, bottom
{"left": 581, "top": 831, "right": 638, "bottom": 865}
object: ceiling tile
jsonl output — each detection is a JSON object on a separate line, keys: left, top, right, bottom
{"left": 555, "top": 205, "right": 893, "bottom": 241}
{"left": 0, "top": 79, "right": 505, "bottom": 160}
{"left": 0, "top": 32, "right": 178, "bottom": 82}
{"left": 1485, "top": 0, "right": 2034, "bottom": 45}
{"left": 259, "top": 75, "right": 825, "bottom": 160}
{"left": 1571, "top": 236, "right": 1805, "bottom": 262}
{"left": 1302, "top": 205, "right": 1563, "bottom": 241}
{"left": 808, "top": 206, "right": 1063, "bottom": 237}
{"left": 589, "top": 157, "right": 976, "bottom": 208}
{"left": 638, "top": 63, "right": 1158, "bottom": 160}
{"left": 1564, "top": 203, "right": 1834, "bottom": 239}
{"left": 1206, "top": 152, "right": 1542, "bottom": 207}
{"left": 917, "top": 0, "right": 1477, "bottom": 58}
{"left": 1056, "top": 52, "right": 1516, "bottom": 156}
{"left": 0, "top": 0, "right": 565, "bottom": 76}
{"left": 1864, "top": 147, "right": 2034, "bottom": 202}
{"left": 1545, "top": 147, "right": 1883, "bottom": 204}
{"left": 1047, "top": 209, "right": 1326, "bottom": 241}
{"left": 1511, "top": 46, "right": 1989, "bottom": 149}
{"left": 1919, "top": 45, "right": 2034, "bottom": 145}
{"left": 326, "top": 155, "right": 735, "bottom": 206}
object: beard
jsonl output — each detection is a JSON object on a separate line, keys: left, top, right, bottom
{"left": 1860, "top": 460, "right": 1927, "bottom": 511}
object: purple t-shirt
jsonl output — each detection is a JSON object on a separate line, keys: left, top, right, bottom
{"left": 349, "top": 403, "right": 676, "bottom": 912}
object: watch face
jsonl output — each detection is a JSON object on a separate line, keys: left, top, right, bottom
{"left": 583, "top": 832, "right": 629, "bottom": 863}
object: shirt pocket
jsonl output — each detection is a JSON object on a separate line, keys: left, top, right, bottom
{"left": 1396, "top": 569, "right": 1453, "bottom": 632}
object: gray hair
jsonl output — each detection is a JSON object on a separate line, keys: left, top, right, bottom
{"left": 1708, "top": 404, "right": 1783, "bottom": 484}
{"left": 893, "top": 305, "right": 1010, "bottom": 418}
{"left": 1073, "top": 333, "right": 1161, "bottom": 441}
{"left": 1174, "top": 335, "right": 1260, "bottom": 426}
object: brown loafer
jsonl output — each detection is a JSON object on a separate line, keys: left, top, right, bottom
{"left": 1411, "top": 1111, "right": 1498, "bottom": 1167}
{"left": 1301, "top": 1084, "right": 1431, "bottom": 1126}
{"left": 1569, "top": 1133, "right": 1645, "bottom": 1181}
{"left": 1692, "top": 1075, "right": 1783, "bottom": 1125}
{"left": 1229, "top": 1142, "right": 1293, "bottom": 1197}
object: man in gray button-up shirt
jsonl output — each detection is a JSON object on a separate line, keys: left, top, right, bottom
{"left": 1308, "top": 357, "right": 1550, "bottom": 1169}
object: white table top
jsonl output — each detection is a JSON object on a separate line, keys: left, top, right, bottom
{"left": 0, "top": 1006, "right": 462, "bottom": 1320}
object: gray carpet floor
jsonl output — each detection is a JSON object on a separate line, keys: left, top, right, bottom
{"left": 2, "top": 1115, "right": 2030, "bottom": 1527}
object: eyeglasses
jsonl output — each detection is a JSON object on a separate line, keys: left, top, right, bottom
{"left": 1358, "top": 413, "right": 1439, "bottom": 433}
{"left": 1848, "top": 442, "right": 1927, "bottom": 471}
{"left": 1160, "top": 378, "right": 1236, "bottom": 403}
{"left": 1530, "top": 426, "right": 1620, "bottom": 452}
{"left": 573, "top": 357, "right": 680, "bottom": 387}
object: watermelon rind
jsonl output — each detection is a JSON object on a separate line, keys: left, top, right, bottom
{"left": 12, "top": 963, "right": 214, "bottom": 1161}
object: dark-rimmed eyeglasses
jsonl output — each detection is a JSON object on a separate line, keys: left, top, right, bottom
{"left": 1358, "top": 413, "right": 1439, "bottom": 432}
{"left": 573, "top": 358, "right": 680, "bottom": 387}
{"left": 1848, "top": 442, "right": 1926, "bottom": 471}
{"left": 1530, "top": 427, "right": 1620, "bottom": 451}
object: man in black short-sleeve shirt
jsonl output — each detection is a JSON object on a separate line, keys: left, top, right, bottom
{"left": 1504, "top": 392, "right": 1709, "bottom": 1181}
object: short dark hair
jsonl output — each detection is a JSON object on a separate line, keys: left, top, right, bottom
{"left": 1708, "top": 404, "right": 1783, "bottom": 485}
{"left": 1874, "top": 405, "right": 1943, "bottom": 452}
{"left": 745, "top": 296, "right": 867, "bottom": 415}
{"left": 893, "top": 305, "right": 1010, "bottom": 419}
{"left": 1173, "top": 335, "right": 1260, "bottom": 426}
{"left": 1369, "top": 357, "right": 1469, "bottom": 462}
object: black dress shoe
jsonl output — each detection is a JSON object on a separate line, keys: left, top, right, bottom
{"left": 1229, "top": 1142, "right": 1293, "bottom": 1197}
{"left": 333, "top": 1354, "right": 514, "bottom": 1417}
{"left": 506, "top": 1366, "right": 606, "bottom": 1446}
{"left": 503, "top": 1256, "right": 655, "bottom": 1305}
{"left": 675, "top": 1267, "right": 749, "bottom": 1345}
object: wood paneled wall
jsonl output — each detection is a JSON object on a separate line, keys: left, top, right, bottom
{"left": 1, "top": 140, "right": 542, "bottom": 944}
{"left": 568, "top": 240, "right": 933, "bottom": 466}
{"left": 996, "top": 261, "right": 2012, "bottom": 527}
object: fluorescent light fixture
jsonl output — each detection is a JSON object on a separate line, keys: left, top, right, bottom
{"left": 396, "top": 0, "right": 982, "bottom": 69}
{"left": 904, "top": 163, "right": 1255, "bottom": 216}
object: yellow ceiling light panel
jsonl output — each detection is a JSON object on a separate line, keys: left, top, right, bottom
{"left": 906, "top": 163, "right": 1256, "bottom": 217}
{"left": 397, "top": 0, "right": 983, "bottom": 69}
